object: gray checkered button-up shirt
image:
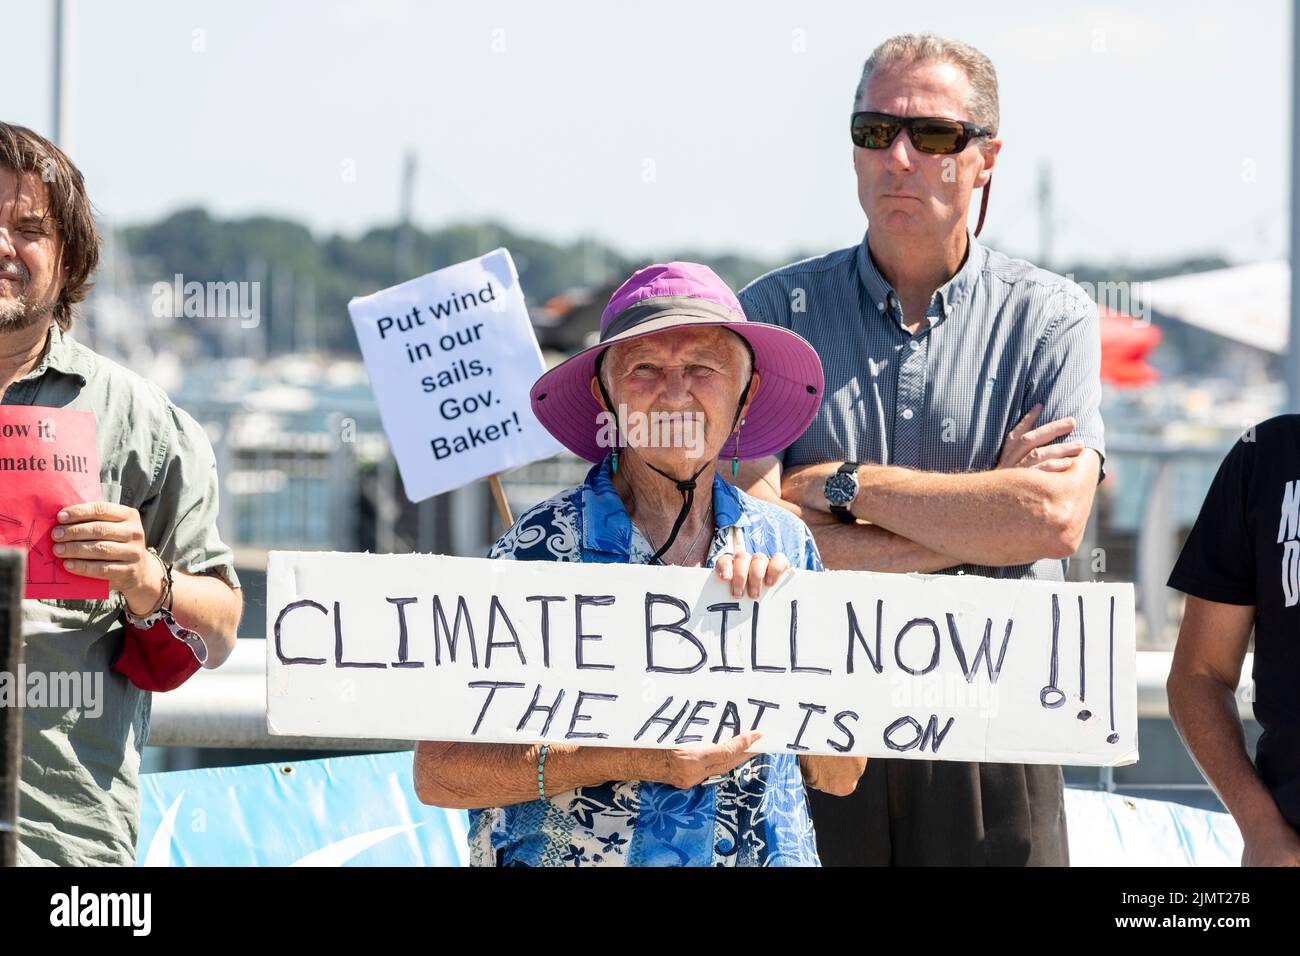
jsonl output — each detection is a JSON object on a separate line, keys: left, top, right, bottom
{"left": 739, "top": 229, "right": 1105, "bottom": 582}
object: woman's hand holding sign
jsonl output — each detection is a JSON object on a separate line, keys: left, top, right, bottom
{"left": 716, "top": 548, "right": 867, "bottom": 796}
{"left": 629, "top": 557, "right": 810, "bottom": 789}
{"left": 416, "top": 555, "right": 809, "bottom": 809}
{"left": 714, "top": 549, "right": 791, "bottom": 598}
{"left": 631, "top": 730, "right": 765, "bottom": 789}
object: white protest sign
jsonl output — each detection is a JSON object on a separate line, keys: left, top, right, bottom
{"left": 347, "top": 249, "right": 563, "bottom": 501}
{"left": 267, "top": 551, "right": 1139, "bottom": 766}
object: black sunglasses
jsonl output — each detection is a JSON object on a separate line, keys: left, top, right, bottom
{"left": 850, "top": 111, "right": 992, "bottom": 155}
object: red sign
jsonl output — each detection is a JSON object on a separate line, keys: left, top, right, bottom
{"left": 0, "top": 406, "right": 108, "bottom": 600}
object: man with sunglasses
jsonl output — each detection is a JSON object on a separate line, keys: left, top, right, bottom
{"left": 736, "top": 34, "right": 1104, "bottom": 866}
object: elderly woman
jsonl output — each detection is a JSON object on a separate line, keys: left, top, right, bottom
{"left": 414, "top": 262, "right": 864, "bottom": 866}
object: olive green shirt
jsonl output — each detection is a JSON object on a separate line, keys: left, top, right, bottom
{"left": 3, "top": 321, "right": 239, "bottom": 866}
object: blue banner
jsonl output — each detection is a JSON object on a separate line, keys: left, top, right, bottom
{"left": 136, "top": 750, "right": 1244, "bottom": 866}
{"left": 136, "top": 751, "right": 469, "bottom": 866}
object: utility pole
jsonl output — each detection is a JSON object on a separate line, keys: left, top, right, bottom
{"left": 51, "top": 0, "right": 72, "bottom": 148}
{"left": 396, "top": 149, "right": 417, "bottom": 283}
{"left": 1037, "top": 161, "right": 1054, "bottom": 272}
{"left": 392, "top": 150, "right": 440, "bottom": 553}
{"left": 1289, "top": 0, "right": 1300, "bottom": 410}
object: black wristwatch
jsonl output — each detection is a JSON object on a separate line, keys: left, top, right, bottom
{"left": 824, "top": 461, "right": 860, "bottom": 524}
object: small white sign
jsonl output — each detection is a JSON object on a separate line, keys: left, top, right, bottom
{"left": 267, "top": 551, "right": 1139, "bottom": 767}
{"left": 347, "top": 249, "right": 563, "bottom": 501}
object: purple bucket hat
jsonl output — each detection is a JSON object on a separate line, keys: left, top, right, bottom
{"left": 530, "top": 261, "right": 824, "bottom": 463}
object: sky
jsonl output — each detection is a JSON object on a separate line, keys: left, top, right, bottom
{"left": 5, "top": 0, "right": 1292, "bottom": 268}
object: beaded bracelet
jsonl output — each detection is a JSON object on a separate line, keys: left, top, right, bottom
{"left": 536, "top": 744, "right": 550, "bottom": 802}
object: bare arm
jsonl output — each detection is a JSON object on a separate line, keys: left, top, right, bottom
{"left": 414, "top": 741, "right": 630, "bottom": 810}
{"left": 158, "top": 571, "right": 243, "bottom": 669}
{"left": 779, "top": 411, "right": 1099, "bottom": 566}
{"left": 802, "top": 511, "right": 960, "bottom": 574}
{"left": 734, "top": 457, "right": 957, "bottom": 573}
{"left": 799, "top": 754, "right": 867, "bottom": 796}
{"left": 414, "top": 732, "right": 764, "bottom": 810}
{"left": 55, "top": 501, "right": 243, "bottom": 668}
{"left": 1167, "top": 595, "right": 1300, "bottom": 866}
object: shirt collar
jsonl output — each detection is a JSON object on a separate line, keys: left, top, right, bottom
{"left": 16, "top": 321, "right": 92, "bottom": 387}
{"left": 580, "top": 454, "right": 748, "bottom": 559}
{"left": 856, "top": 228, "right": 986, "bottom": 327}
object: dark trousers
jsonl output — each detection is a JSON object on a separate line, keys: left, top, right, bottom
{"left": 807, "top": 757, "right": 1069, "bottom": 866}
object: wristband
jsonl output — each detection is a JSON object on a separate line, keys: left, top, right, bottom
{"left": 537, "top": 744, "right": 550, "bottom": 802}
{"left": 129, "top": 547, "right": 172, "bottom": 618}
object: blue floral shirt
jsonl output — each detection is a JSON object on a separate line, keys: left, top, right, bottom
{"left": 469, "top": 455, "right": 824, "bottom": 867}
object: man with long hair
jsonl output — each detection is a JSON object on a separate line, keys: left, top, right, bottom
{"left": 1, "top": 122, "right": 242, "bottom": 865}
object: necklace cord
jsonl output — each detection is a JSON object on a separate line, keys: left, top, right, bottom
{"left": 593, "top": 348, "right": 753, "bottom": 564}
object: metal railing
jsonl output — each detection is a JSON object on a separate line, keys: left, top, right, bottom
{"left": 148, "top": 641, "right": 1253, "bottom": 747}
{"left": 208, "top": 412, "right": 384, "bottom": 552}
{"left": 1102, "top": 439, "right": 1232, "bottom": 648}
{"left": 192, "top": 395, "right": 1239, "bottom": 645}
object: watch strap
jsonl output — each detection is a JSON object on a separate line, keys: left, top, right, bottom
{"left": 829, "top": 461, "right": 859, "bottom": 523}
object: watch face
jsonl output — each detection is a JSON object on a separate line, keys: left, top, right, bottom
{"left": 825, "top": 471, "right": 857, "bottom": 506}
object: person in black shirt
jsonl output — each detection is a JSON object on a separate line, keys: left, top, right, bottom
{"left": 1167, "top": 414, "right": 1300, "bottom": 866}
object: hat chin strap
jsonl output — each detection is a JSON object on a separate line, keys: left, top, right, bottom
{"left": 974, "top": 176, "right": 991, "bottom": 238}
{"left": 595, "top": 364, "right": 753, "bottom": 564}
{"left": 641, "top": 458, "right": 711, "bottom": 564}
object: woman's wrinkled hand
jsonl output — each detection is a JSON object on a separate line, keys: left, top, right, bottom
{"left": 714, "top": 550, "right": 791, "bottom": 598}
{"left": 631, "top": 731, "right": 764, "bottom": 790}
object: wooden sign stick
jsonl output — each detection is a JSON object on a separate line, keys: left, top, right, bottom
{"left": 487, "top": 474, "right": 514, "bottom": 527}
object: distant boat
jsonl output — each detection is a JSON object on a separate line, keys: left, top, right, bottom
{"left": 1099, "top": 305, "right": 1161, "bottom": 387}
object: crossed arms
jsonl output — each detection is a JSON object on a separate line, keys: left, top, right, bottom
{"left": 738, "top": 404, "right": 1102, "bottom": 574}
